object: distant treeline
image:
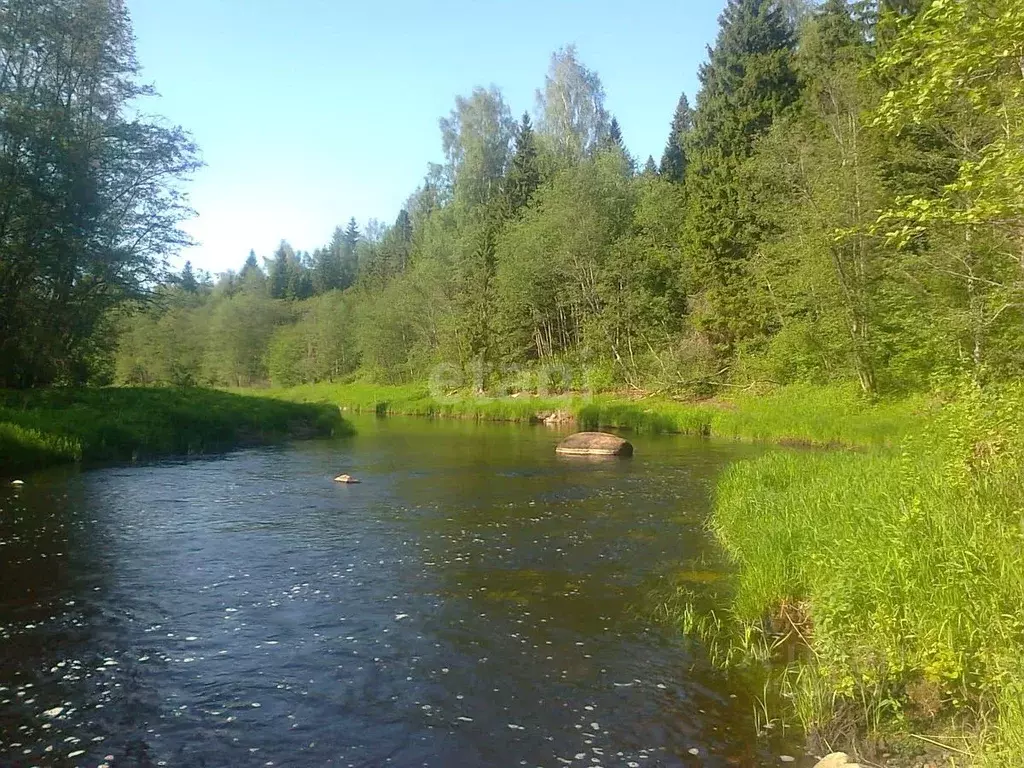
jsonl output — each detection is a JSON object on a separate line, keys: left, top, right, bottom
{"left": 9, "top": 1, "right": 1021, "bottom": 397}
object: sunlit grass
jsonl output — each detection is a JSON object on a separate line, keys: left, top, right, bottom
{"left": 266, "top": 380, "right": 928, "bottom": 449}
{"left": 0, "top": 387, "right": 348, "bottom": 475}
{"left": 703, "top": 385, "right": 1024, "bottom": 762}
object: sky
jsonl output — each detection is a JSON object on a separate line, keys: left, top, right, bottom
{"left": 125, "top": 0, "right": 726, "bottom": 275}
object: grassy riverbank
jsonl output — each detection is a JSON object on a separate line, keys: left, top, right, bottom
{"left": 265, "top": 380, "right": 929, "bottom": 449}
{"left": 707, "top": 385, "right": 1024, "bottom": 765}
{"left": 270, "top": 378, "right": 1023, "bottom": 763}
{"left": 0, "top": 387, "right": 348, "bottom": 476}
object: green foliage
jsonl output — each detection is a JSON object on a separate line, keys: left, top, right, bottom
{"left": 266, "top": 292, "right": 358, "bottom": 387}
{"left": 0, "top": 0, "right": 200, "bottom": 387}
{"left": 440, "top": 86, "right": 514, "bottom": 208}
{"left": 872, "top": 0, "right": 1024, "bottom": 382}
{"left": 0, "top": 387, "right": 348, "bottom": 475}
{"left": 535, "top": 45, "right": 611, "bottom": 163}
{"left": 659, "top": 92, "right": 692, "bottom": 182}
{"left": 503, "top": 112, "right": 542, "bottom": 216}
{"left": 684, "top": 0, "right": 800, "bottom": 350}
{"left": 709, "top": 382, "right": 1024, "bottom": 760}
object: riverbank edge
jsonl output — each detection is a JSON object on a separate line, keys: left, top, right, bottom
{"left": 258, "top": 380, "right": 928, "bottom": 450}
{"left": 0, "top": 387, "right": 351, "bottom": 477}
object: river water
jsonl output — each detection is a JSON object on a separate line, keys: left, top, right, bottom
{"left": 0, "top": 416, "right": 812, "bottom": 767}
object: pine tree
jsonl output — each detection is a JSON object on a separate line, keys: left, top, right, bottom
{"left": 643, "top": 155, "right": 659, "bottom": 176}
{"left": 504, "top": 112, "right": 542, "bottom": 216}
{"left": 389, "top": 209, "right": 413, "bottom": 273}
{"left": 659, "top": 93, "right": 693, "bottom": 182}
{"left": 607, "top": 116, "right": 624, "bottom": 151}
{"left": 239, "top": 250, "right": 265, "bottom": 292}
{"left": 286, "top": 251, "right": 313, "bottom": 300}
{"left": 685, "top": 0, "right": 799, "bottom": 348}
{"left": 180, "top": 261, "right": 198, "bottom": 293}
{"left": 241, "top": 250, "right": 259, "bottom": 276}
{"left": 394, "top": 209, "right": 412, "bottom": 244}
{"left": 327, "top": 227, "right": 355, "bottom": 291}
{"left": 312, "top": 243, "right": 344, "bottom": 295}
{"left": 267, "top": 242, "right": 295, "bottom": 299}
{"left": 599, "top": 116, "right": 633, "bottom": 172}
{"left": 344, "top": 218, "right": 360, "bottom": 253}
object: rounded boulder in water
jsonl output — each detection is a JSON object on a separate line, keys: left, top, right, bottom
{"left": 555, "top": 432, "right": 633, "bottom": 457}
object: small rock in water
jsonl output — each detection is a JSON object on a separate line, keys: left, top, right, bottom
{"left": 334, "top": 474, "right": 360, "bottom": 484}
{"left": 42, "top": 707, "right": 63, "bottom": 718}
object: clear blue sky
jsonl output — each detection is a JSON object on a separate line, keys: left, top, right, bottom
{"left": 126, "top": 0, "right": 726, "bottom": 275}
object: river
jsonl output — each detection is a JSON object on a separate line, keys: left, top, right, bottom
{"left": 0, "top": 416, "right": 812, "bottom": 767}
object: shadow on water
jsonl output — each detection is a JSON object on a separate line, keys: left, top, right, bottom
{"left": 0, "top": 415, "right": 815, "bottom": 767}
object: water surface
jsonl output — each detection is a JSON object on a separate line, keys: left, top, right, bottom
{"left": 0, "top": 416, "right": 809, "bottom": 766}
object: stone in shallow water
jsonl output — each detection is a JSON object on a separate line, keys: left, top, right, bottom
{"left": 555, "top": 432, "right": 633, "bottom": 457}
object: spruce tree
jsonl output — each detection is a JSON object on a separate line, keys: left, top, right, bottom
{"left": 389, "top": 209, "right": 413, "bottom": 274}
{"left": 180, "top": 261, "right": 199, "bottom": 293}
{"left": 267, "top": 242, "right": 295, "bottom": 299}
{"left": 239, "top": 250, "right": 265, "bottom": 292}
{"left": 659, "top": 93, "right": 692, "bottom": 183}
{"left": 503, "top": 112, "right": 541, "bottom": 216}
{"left": 685, "top": 0, "right": 799, "bottom": 348}
{"left": 643, "top": 155, "right": 659, "bottom": 176}
{"left": 344, "top": 218, "right": 360, "bottom": 251}
{"left": 328, "top": 226, "right": 356, "bottom": 290}
{"left": 312, "top": 244, "right": 343, "bottom": 294}
{"left": 607, "top": 117, "right": 624, "bottom": 150}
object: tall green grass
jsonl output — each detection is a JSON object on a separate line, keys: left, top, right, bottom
{"left": 708, "top": 384, "right": 1024, "bottom": 763}
{"left": 0, "top": 387, "right": 348, "bottom": 475}
{"left": 269, "top": 380, "right": 927, "bottom": 449}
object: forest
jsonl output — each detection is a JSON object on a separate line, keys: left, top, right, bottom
{"left": 99, "top": 0, "right": 1024, "bottom": 402}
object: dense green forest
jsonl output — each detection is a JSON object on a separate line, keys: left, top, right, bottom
{"left": 105, "top": 0, "right": 1024, "bottom": 400}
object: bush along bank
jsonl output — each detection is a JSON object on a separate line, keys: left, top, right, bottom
{"left": 0, "top": 387, "right": 350, "bottom": 476}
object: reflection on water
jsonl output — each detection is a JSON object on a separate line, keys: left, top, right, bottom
{"left": 0, "top": 416, "right": 810, "bottom": 766}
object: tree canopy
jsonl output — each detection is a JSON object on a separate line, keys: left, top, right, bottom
{"left": 0, "top": 0, "right": 199, "bottom": 386}
{"left": 7, "top": 0, "right": 1017, "bottom": 399}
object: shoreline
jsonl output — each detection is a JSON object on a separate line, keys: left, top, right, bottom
{"left": 258, "top": 380, "right": 926, "bottom": 450}
{"left": 0, "top": 387, "right": 350, "bottom": 478}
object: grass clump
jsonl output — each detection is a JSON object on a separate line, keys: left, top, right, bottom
{"left": 707, "top": 382, "right": 1024, "bottom": 763}
{"left": 0, "top": 387, "right": 349, "bottom": 475}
